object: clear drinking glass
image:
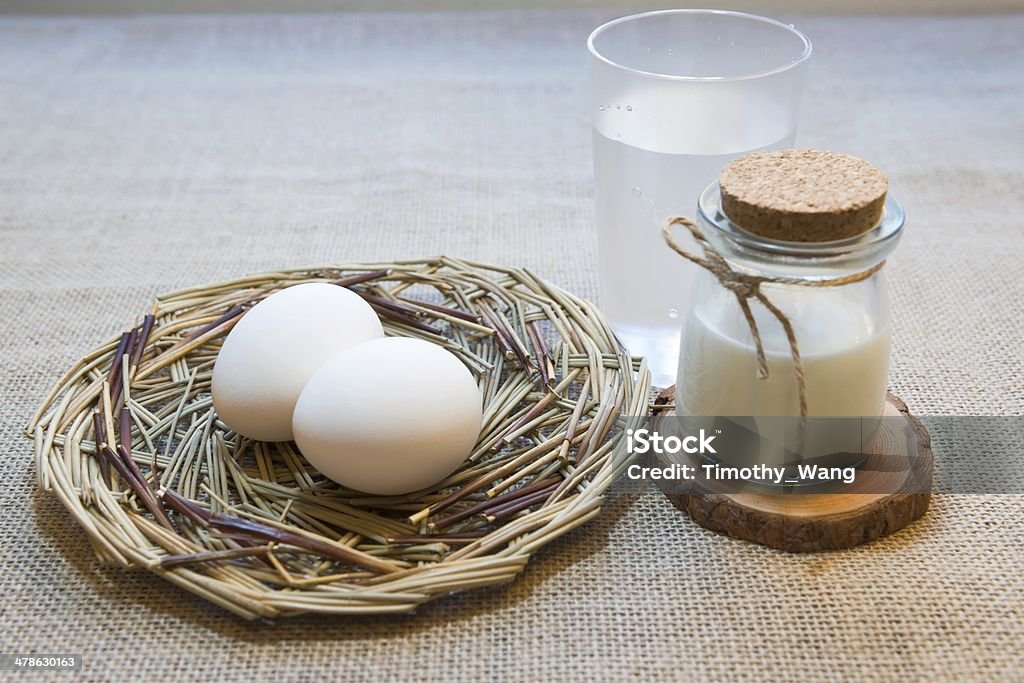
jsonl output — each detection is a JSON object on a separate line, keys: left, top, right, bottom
{"left": 588, "top": 10, "right": 812, "bottom": 386}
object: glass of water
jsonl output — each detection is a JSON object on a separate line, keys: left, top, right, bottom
{"left": 588, "top": 10, "right": 811, "bottom": 386}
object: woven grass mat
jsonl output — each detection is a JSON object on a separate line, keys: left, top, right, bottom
{"left": 27, "top": 259, "right": 650, "bottom": 619}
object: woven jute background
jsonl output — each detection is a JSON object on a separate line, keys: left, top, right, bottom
{"left": 2, "top": 11, "right": 1022, "bottom": 681}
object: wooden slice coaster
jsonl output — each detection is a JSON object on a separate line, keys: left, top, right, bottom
{"left": 650, "top": 389, "right": 932, "bottom": 552}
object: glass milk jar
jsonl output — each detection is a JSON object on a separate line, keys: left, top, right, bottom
{"left": 675, "top": 153, "right": 905, "bottom": 424}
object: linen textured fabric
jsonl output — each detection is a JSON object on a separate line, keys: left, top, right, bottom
{"left": 1, "top": 11, "right": 1022, "bottom": 681}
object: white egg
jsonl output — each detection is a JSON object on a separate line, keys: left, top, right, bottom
{"left": 292, "top": 336, "right": 483, "bottom": 495}
{"left": 211, "top": 282, "right": 383, "bottom": 442}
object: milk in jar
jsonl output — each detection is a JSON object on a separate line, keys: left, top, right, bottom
{"left": 678, "top": 281, "right": 891, "bottom": 417}
{"left": 669, "top": 150, "right": 906, "bottom": 478}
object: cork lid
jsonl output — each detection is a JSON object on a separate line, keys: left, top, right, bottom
{"left": 718, "top": 149, "right": 889, "bottom": 242}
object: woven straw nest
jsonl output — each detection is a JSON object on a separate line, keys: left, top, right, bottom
{"left": 27, "top": 258, "right": 650, "bottom": 619}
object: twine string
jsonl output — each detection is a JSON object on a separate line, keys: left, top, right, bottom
{"left": 662, "top": 215, "right": 885, "bottom": 418}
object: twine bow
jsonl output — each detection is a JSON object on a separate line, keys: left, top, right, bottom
{"left": 662, "top": 215, "right": 885, "bottom": 418}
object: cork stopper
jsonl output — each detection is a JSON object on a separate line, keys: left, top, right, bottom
{"left": 718, "top": 149, "right": 889, "bottom": 242}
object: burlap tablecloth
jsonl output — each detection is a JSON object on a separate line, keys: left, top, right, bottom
{"left": 2, "top": 10, "right": 1022, "bottom": 681}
